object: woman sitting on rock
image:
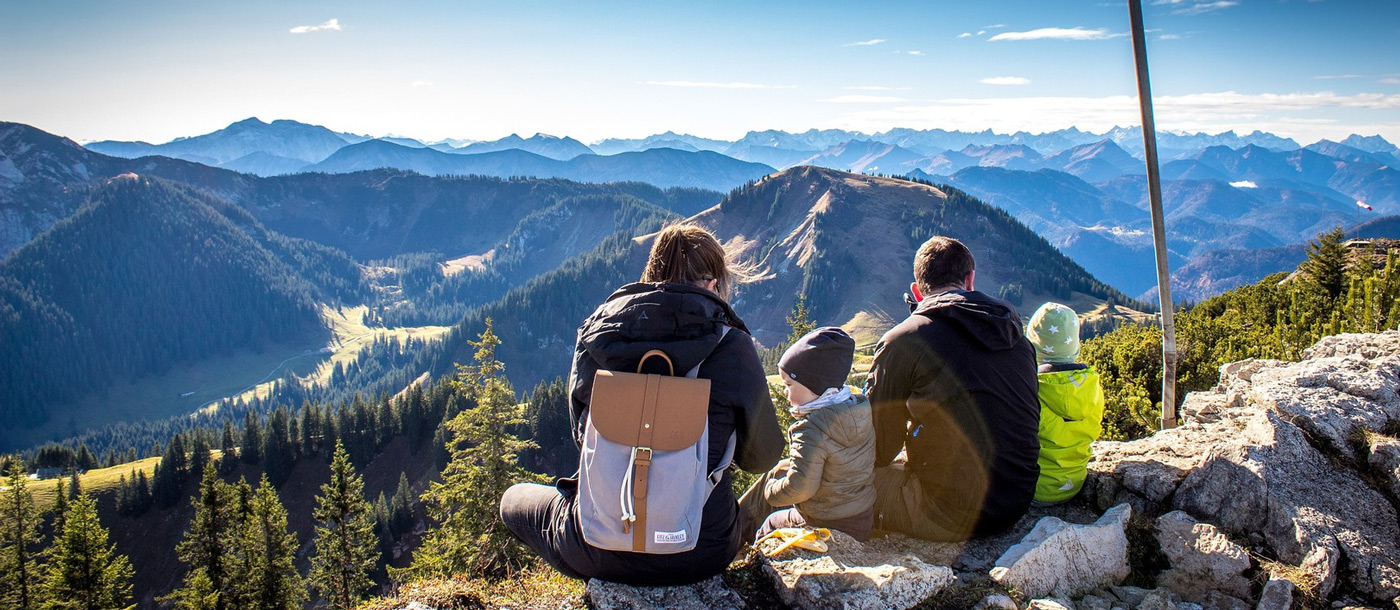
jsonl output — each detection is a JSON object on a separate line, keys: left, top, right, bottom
{"left": 498, "top": 223, "right": 784, "bottom": 586}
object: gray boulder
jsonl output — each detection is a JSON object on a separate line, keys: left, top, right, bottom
{"left": 1253, "top": 579, "right": 1294, "bottom": 610}
{"left": 1085, "top": 332, "right": 1400, "bottom": 605}
{"left": 990, "top": 504, "right": 1132, "bottom": 599}
{"left": 975, "top": 593, "right": 1020, "bottom": 610}
{"left": 1171, "top": 410, "right": 1400, "bottom": 600}
{"left": 585, "top": 575, "right": 744, "bottom": 610}
{"left": 1154, "top": 511, "right": 1253, "bottom": 601}
{"left": 758, "top": 529, "right": 955, "bottom": 610}
{"left": 1370, "top": 435, "right": 1400, "bottom": 498}
{"left": 1025, "top": 599, "right": 1076, "bottom": 610}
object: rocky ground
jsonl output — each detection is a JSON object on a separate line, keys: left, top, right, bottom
{"left": 379, "top": 331, "right": 1400, "bottom": 610}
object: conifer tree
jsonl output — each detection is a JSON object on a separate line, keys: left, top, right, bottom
{"left": 163, "top": 463, "right": 233, "bottom": 610}
{"left": 402, "top": 320, "right": 542, "bottom": 580}
{"left": 388, "top": 473, "right": 414, "bottom": 536}
{"left": 308, "top": 442, "right": 377, "bottom": 610}
{"left": 2, "top": 461, "right": 44, "bottom": 610}
{"left": 66, "top": 471, "right": 81, "bottom": 500}
{"left": 1304, "top": 226, "right": 1350, "bottom": 299}
{"left": 52, "top": 480, "right": 68, "bottom": 534}
{"left": 39, "top": 493, "right": 134, "bottom": 610}
{"left": 240, "top": 412, "right": 262, "bottom": 465}
{"left": 218, "top": 422, "right": 238, "bottom": 476}
{"left": 231, "top": 476, "right": 304, "bottom": 610}
{"left": 785, "top": 294, "right": 816, "bottom": 344}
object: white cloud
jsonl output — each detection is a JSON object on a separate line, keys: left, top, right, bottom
{"left": 844, "top": 39, "right": 886, "bottom": 46}
{"left": 1230, "top": 180, "right": 1258, "bottom": 189}
{"left": 906, "top": 50, "right": 925, "bottom": 56}
{"left": 1314, "top": 74, "right": 1369, "bottom": 80}
{"left": 983, "top": 23, "right": 1008, "bottom": 29}
{"left": 819, "top": 95, "right": 909, "bottom": 103}
{"left": 976, "top": 30, "right": 987, "bottom": 36}
{"left": 1159, "top": 34, "right": 1181, "bottom": 40}
{"left": 289, "top": 18, "right": 341, "bottom": 34}
{"left": 844, "top": 86, "right": 911, "bottom": 91}
{"left": 989, "top": 27, "right": 1126, "bottom": 41}
{"left": 644, "top": 81, "right": 794, "bottom": 89}
{"left": 411, "top": 80, "right": 434, "bottom": 87}
{"left": 981, "top": 76, "right": 1031, "bottom": 86}
{"left": 958, "top": 32, "right": 973, "bottom": 38}
{"left": 1382, "top": 78, "right": 1400, "bottom": 86}
{"left": 1152, "top": 0, "right": 1239, "bottom": 15}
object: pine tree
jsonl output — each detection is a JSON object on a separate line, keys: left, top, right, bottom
{"left": 240, "top": 412, "right": 262, "bottom": 465}
{"left": 2, "top": 461, "right": 44, "bottom": 610}
{"left": 401, "top": 320, "right": 543, "bottom": 580}
{"left": 308, "top": 442, "right": 378, "bottom": 610}
{"left": 230, "top": 476, "right": 304, "bottom": 610}
{"left": 1304, "top": 226, "right": 1350, "bottom": 300}
{"left": 52, "top": 479, "right": 68, "bottom": 534}
{"left": 785, "top": 294, "right": 817, "bottom": 345}
{"left": 388, "top": 473, "right": 414, "bottom": 536}
{"left": 162, "top": 463, "right": 233, "bottom": 610}
{"left": 66, "top": 471, "right": 81, "bottom": 500}
{"left": 39, "top": 494, "right": 134, "bottom": 610}
{"left": 217, "top": 422, "right": 238, "bottom": 476}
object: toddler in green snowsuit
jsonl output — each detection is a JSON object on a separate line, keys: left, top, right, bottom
{"left": 1026, "top": 302, "right": 1105, "bottom": 503}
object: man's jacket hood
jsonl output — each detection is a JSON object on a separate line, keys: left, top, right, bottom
{"left": 912, "top": 290, "right": 1026, "bottom": 352}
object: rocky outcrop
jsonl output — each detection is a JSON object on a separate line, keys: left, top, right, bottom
{"left": 990, "top": 504, "right": 1133, "bottom": 599}
{"left": 757, "top": 530, "right": 955, "bottom": 610}
{"left": 1087, "top": 331, "right": 1400, "bottom": 606}
{"left": 1153, "top": 511, "right": 1251, "bottom": 602}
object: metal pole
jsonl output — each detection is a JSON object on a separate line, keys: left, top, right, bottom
{"left": 1128, "top": 0, "right": 1178, "bottom": 429}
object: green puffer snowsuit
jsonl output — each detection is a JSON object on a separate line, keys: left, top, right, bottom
{"left": 1034, "top": 366, "right": 1105, "bottom": 503}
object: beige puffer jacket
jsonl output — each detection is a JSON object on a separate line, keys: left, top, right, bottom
{"left": 763, "top": 393, "right": 876, "bottom": 521}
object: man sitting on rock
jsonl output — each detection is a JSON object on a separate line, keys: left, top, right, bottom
{"left": 865, "top": 235, "right": 1041, "bottom": 541}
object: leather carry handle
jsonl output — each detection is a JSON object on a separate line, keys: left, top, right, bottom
{"left": 636, "top": 350, "right": 675, "bottom": 376}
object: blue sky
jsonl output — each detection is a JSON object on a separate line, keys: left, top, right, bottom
{"left": 1, "top": 0, "right": 1397, "bottom": 144}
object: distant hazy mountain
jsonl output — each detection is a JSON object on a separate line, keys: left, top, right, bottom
{"left": 87, "top": 118, "right": 351, "bottom": 168}
{"left": 1143, "top": 215, "right": 1400, "bottom": 303}
{"left": 1039, "top": 139, "right": 1144, "bottom": 182}
{"left": 218, "top": 151, "right": 310, "bottom": 176}
{"left": 455, "top": 133, "right": 595, "bottom": 160}
{"left": 1304, "top": 140, "right": 1397, "bottom": 166}
{"left": 723, "top": 144, "right": 817, "bottom": 170}
{"left": 1341, "top": 134, "right": 1400, "bottom": 157}
{"left": 306, "top": 139, "right": 773, "bottom": 191}
{"left": 590, "top": 131, "right": 731, "bottom": 155}
{"left": 795, "top": 140, "right": 925, "bottom": 174}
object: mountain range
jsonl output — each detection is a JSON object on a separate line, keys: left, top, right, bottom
{"left": 27, "top": 117, "right": 1400, "bottom": 303}
{"left": 2, "top": 119, "right": 1148, "bottom": 453}
{"left": 85, "top": 117, "right": 1400, "bottom": 179}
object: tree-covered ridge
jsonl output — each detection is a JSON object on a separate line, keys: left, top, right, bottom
{"left": 0, "top": 176, "right": 354, "bottom": 432}
{"left": 1085, "top": 228, "right": 1400, "bottom": 440}
{"left": 368, "top": 193, "right": 679, "bottom": 327}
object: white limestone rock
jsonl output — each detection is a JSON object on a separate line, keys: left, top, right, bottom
{"left": 759, "top": 529, "right": 955, "bottom": 610}
{"left": 990, "top": 504, "right": 1132, "bottom": 600}
{"left": 1154, "top": 511, "right": 1253, "bottom": 601}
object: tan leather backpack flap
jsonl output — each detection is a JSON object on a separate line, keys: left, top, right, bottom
{"left": 590, "top": 370, "right": 710, "bottom": 451}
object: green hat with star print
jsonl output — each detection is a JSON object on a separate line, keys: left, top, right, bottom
{"left": 1026, "top": 302, "right": 1080, "bottom": 364}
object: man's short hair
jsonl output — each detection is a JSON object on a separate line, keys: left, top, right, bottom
{"left": 914, "top": 236, "right": 975, "bottom": 293}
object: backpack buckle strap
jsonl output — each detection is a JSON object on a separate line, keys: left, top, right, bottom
{"left": 631, "top": 446, "right": 652, "bottom": 552}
